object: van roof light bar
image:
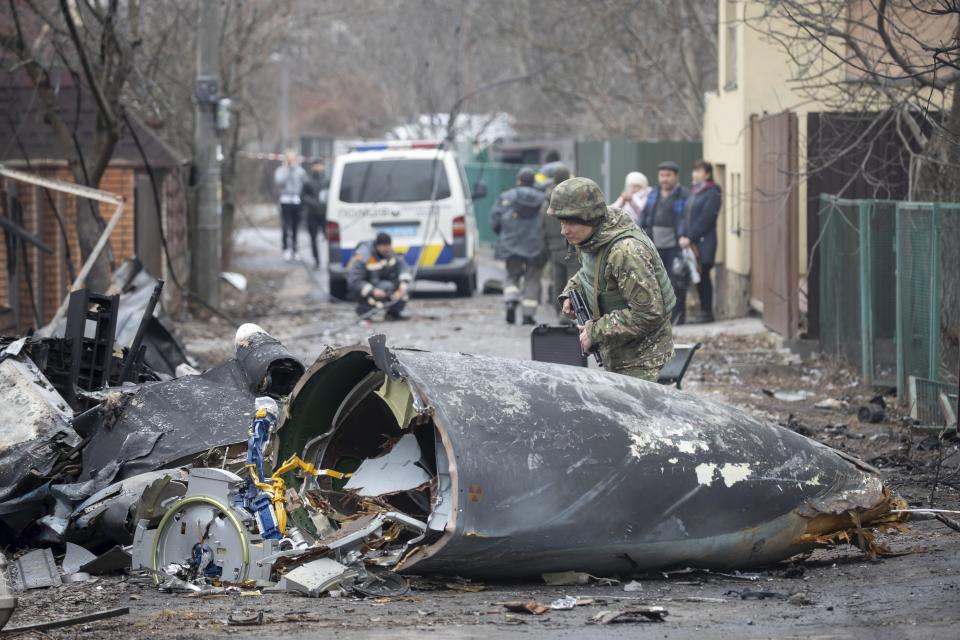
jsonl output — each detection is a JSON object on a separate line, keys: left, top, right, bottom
{"left": 352, "top": 140, "right": 444, "bottom": 152}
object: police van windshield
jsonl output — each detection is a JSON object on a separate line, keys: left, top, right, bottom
{"left": 339, "top": 159, "right": 451, "bottom": 203}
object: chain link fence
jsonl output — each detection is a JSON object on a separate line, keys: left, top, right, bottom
{"left": 817, "top": 195, "right": 959, "bottom": 402}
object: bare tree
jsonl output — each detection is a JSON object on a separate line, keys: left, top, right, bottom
{"left": 285, "top": 0, "right": 716, "bottom": 142}
{"left": 128, "top": 0, "right": 316, "bottom": 268}
{"left": 1, "top": 0, "right": 142, "bottom": 292}
{"left": 757, "top": 0, "right": 959, "bottom": 200}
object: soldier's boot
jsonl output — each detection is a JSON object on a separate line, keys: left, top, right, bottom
{"left": 505, "top": 301, "right": 517, "bottom": 324}
{"left": 521, "top": 298, "right": 538, "bottom": 326}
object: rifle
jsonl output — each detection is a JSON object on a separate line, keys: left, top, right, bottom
{"left": 569, "top": 289, "right": 604, "bottom": 367}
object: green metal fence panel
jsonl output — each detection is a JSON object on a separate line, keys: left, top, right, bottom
{"left": 819, "top": 195, "right": 958, "bottom": 396}
{"left": 464, "top": 162, "right": 520, "bottom": 246}
{"left": 818, "top": 195, "right": 864, "bottom": 372}
{"left": 868, "top": 201, "right": 898, "bottom": 386}
{"left": 633, "top": 141, "right": 702, "bottom": 188}
{"left": 575, "top": 139, "right": 703, "bottom": 198}
{"left": 574, "top": 142, "right": 604, "bottom": 186}
{"left": 895, "top": 202, "right": 960, "bottom": 391}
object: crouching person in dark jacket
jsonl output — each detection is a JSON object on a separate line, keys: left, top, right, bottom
{"left": 347, "top": 232, "right": 412, "bottom": 320}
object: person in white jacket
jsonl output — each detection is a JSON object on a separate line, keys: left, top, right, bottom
{"left": 273, "top": 149, "right": 307, "bottom": 261}
{"left": 612, "top": 171, "right": 651, "bottom": 226}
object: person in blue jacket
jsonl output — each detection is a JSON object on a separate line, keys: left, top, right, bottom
{"left": 680, "top": 160, "right": 722, "bottom": 323}
{"left": 640, "top": 161, "right": 689, "bottom": 324}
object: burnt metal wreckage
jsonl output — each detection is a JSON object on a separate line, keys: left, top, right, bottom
{"left": 0, "top": 289, "right": 913, "bottom": 626}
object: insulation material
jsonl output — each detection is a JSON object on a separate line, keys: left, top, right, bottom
{"left": 343, "top": 434, "right": 431, "bottom": 497}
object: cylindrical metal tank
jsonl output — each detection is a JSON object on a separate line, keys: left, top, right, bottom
{"left": 281, "top": 343, "right": 901, "bottom": 579}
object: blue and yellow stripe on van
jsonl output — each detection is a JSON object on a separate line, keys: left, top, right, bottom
{"left": 340, "top": 243, "right": 454, "bottom": 268}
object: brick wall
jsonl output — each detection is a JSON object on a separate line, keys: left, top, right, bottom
{"left": 0, "top": 165, "right": 136, "bottom": 332}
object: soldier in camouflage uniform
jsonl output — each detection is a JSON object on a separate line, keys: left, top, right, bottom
{"left": 549, "top": 177, "right": 675, "bottom": 381}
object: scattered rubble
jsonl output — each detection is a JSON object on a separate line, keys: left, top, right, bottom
{"left": 590, "top": 606, "right": 668, "bottom": 624}
{"left": 0, "top": 279, "right": 930, "bottom": 629}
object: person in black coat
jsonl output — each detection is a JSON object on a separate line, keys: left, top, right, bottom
{"left": 301, "top": 158, "right": 329, "bottom": 270}
{"left": 679, "top": 160, "right": 722, "bottom": 323}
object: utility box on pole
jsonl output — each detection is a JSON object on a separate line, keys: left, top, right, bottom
{"left": 192, "top": 0, "right": 222, "bottom": 309}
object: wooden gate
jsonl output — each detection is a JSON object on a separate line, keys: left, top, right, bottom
{"left": 750, "top": 112, "right": 799, "bottom": 338}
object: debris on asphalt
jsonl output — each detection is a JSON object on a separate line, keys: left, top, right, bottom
{"left": 500, "top": 600, "right": 549, "bottom": 615}
{"left": 0, "top": 553, "right": 15, "bottom": 631}
{"left": 226, "top": 610, "right": 264, "bottom": 626}
{"left": 590, "top": 606, "right": 668, "bottom": 624}
{"left": 61, "top": 542, "right": 97, "bottom": 575}
{"left": 0, "top": 606, "right": 129, "bottom": 634}
{"left": 278, "top": 558, "right": 357, "bottom": 598}
{"left": 815, "top": 398, "right": 848, "bottom": 411}
{"left": 9, "top": 549, "right": 61, "bottom": 591}
{"left": 726, "top": 589, "right": 789, "bottom": 600}
{"left": 787, "top": 591, "right": 816, "bottom": 606}
{"left": 763, "top": 389, "right": 811, "bottom": 402}
{"left": 542, "top": 571, "right": 618, "bottom": 586}
{"left": 77, "top": 545, "right": 133, "bottom": 575}
{"left": 0, "top": 295, "right": 924, "bottom": 628}
{"left": 858, "top": 396, "right": 887, "bottom": 423}
{"left": 549, "top": 595, "right": 589, "bottom": 610}
{"left": 445, "top": 582, "right": 487, "bottom": 593}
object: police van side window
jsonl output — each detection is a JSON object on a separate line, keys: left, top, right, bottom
{"left": 339, "top": 159, "right": 451, "bottom": 203}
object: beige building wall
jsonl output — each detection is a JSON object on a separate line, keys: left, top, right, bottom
{"left": 704, "top": 0, "right": 854, "bottom": 316}
{"left": 704, "top": 0, "right": 955, "bottom": 322}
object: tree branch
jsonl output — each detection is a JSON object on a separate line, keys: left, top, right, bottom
{"left": 59, "top": 0, "right": 117, "bottom": 129}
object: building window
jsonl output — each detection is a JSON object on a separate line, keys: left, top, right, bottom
{"left": 724, "top": 0, "right": 738, "bottom": 91}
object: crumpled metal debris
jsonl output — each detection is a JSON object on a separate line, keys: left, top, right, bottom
{"left": 279, "top": 558, "right": 357, "bottom": 597}
{"left": 61, "top": 542, "right": 97, "bottom": 575}
{"left": 0, "top": 552, "right": 16, "bottom": 630}
{"left": 549, "top": 595, "right": 580, "bottom": 610}
{"left": 542, "top": 571, "right": 618, "bottom": 586}
{"left": 591, "top": 607, "right": 667, "bottom": 624}
{"left": 0, "top": 314, "right": 302, "bottom": 551}
{"left": 9, "top": 548, "right": 60, "bottom": 591}
{"left": 0, "top": 321, "right": 916, "bottom": 605}
{"left": 0, "top": 354, "right": 79, "bottom": 507}
{"left": 38, "top": 257, "right": 191, "bottom": 378}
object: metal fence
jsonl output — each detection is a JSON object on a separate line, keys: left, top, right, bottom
{"left": 575, "top": 139, "right": 702, "bottom": 198}
{"left": 818, "top": 195, "right": 959, "bottom": 398}
{"left": 464, "top": 162, "right": 519, "bottom": 247}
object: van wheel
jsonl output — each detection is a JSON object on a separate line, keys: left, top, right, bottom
{"left": 455, "top": 273, "right": 476, "bottom": 297}
{"left": 329, "top": 277, "right": 348, "bottom": 302}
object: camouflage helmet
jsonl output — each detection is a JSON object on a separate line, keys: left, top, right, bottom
{"left": 547, "top": 177, "right": 608, "bottom": 224}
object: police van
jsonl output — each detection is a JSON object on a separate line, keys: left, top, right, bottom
{"left": 326, "top": 141, "right": 483, "bottom": 299}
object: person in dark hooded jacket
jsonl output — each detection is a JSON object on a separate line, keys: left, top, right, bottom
{"left": 301, "top": 158, "right": 329, "bottom": 270}
{"left": 490, "top": 167, "right": 546, "bottom": 324}
{"left": 680, "top": 160, "right": 722, "bottom": 323}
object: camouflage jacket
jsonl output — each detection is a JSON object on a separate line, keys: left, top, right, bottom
{"left": 541, "top": 181, "right": 570, "bottom": 254}
{"left": 561, "top": 208, "right": 674, "bottom": 373}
